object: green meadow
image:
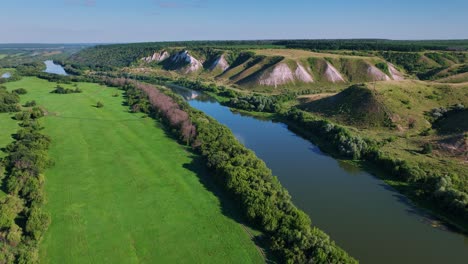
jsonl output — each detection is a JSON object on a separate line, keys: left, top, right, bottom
{"left": 3, "top": 77, "right": 262, "bottom": 264}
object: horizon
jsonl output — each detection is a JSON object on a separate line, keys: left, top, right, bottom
{"left": 1, "top": 0, "right": 467, "bottom": 43}
{"left": 2, "top": 38, "right": 468, "bottom": 45}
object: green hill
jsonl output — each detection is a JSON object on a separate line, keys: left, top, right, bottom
{"left": 299, "top": 84, "right": 392, "bottom": 127}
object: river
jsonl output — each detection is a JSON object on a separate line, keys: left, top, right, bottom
{"left": 44, "top": 60, "right": 68, "bottom": 75}
{"left": 1, "top": 72, "right": 11, "bottom": 78}
{"left": 171, "top": 86, "right": 468, "bottom": 264}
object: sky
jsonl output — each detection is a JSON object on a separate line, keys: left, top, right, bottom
{"left": 1, "top": 0, "right": 467, "bottom": 43}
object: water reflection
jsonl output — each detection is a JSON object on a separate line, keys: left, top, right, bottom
{"left": 170, "top": 85, "right": 468, "bottom": 264}
{"left": 1, "top": 72, "right": 11, "bottom": 78}
{"left": 44, "top": 60, "right": 68, "bottom": 75}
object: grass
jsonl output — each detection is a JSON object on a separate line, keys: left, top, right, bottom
{"left": 0, "top": 112, "right": 16, "bottom": 198}
{"left": 0, "top": 67, "right": 15, "bottom": 75}
{"left": 0, "top": 113, "right": 17, "bottom": 158}
{"left": 4, "top": 77, "right": 263, "bottom": 264}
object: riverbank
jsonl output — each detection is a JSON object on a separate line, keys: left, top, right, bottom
{"left": 158, "top": 79, "right": 468, "bottom": 234}
{"left": 229, "top": 105, "right": 468, "bottom": 233}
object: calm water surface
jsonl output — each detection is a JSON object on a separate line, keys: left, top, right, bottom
{"left": 172, "top": 86, "right": 468, "bottom": 264}
{"left": 44, "top": 60, "right": 68, "bottom": 75}
{"left": 1, "top": 72, "right": 11, "bottom": 78}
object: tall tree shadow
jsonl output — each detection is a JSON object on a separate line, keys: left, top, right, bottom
{"left": 183, "top": 154, "right": 278, "bottom": 264}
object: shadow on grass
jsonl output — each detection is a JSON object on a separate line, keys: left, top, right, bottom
{"left": 119, "top": 89, "right": 278, "bottom": 262}
{"left": 182, "top": 155, "right": 277, "bottom": 264}
{"left": 147, "top": 114, "right": 278, "bottom": 263}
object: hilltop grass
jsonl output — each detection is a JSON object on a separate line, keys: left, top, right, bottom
{"left": 4, "top": 77, "right": 263, "bottom": 264}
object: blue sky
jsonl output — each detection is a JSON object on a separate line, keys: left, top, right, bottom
{"left": 1, "top": 0, "right": 467, "bottom": 43}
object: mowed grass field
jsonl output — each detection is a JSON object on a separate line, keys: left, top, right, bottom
{"left": 4, "top": 77, "right": 263, "bottom": 264}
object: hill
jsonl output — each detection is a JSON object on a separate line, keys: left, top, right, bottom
{"left": 299, "top": 84, "right": 392, "bottom": 127}
{"left": 298, "top": 81, "right": 468, "bottom": 130}
{"left": 68, "top": 42, "right": 468, "bottom": 93}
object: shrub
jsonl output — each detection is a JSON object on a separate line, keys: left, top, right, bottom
{"left": 24, "top": 100, "right": 37, "bottom": 107}
{"left": 51, "top": 85, "right": 82, "bottom": 94}
{"left": 12, "top": 88, "right": 28, "bottom": 95}
{"left": 0, "top": 87, "right": 20, "bottom": 113}
{"left": 96, "top": 101, "right": 104, "bottom": 108}
{"left": 422, "top": 143, "right": 433, "bottom": 154}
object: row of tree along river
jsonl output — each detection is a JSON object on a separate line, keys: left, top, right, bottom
{"left": 170, "top": 86, "right": 468, "bottom": 264}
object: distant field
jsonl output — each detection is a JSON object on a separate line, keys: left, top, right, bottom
{"left": 4, "top": 77, "right": 262, "bottom": 264}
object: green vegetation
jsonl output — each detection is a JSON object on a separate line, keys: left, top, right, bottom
{"left": 109, "top": 78, "right": 356, "bottom": 263}
{"left": 0, "top": 107, "right": 52, "bottom": 263}
{"left": 50, "top": 85, "right": 82, "bottom": 94}
{"left": 0, "top": 86, "right": 21, "bottom": 113}
{"left": 3, "top": 77, "right": 263, "bottom": 264}
{"left": 300, "top": 84, "right": 392, "bottom": 128}
{"left": 274, "top": 39, "right": 468, "bottom": 51}
{"left": 11, "top": 88, "right": 27, "bottom": 95}
{"left": 0, "top": 44, "right": 89, "bottom": 68}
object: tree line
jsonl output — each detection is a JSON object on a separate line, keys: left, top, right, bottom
{"left": 105, "top": 78, "right": 356, "bottom": 263}
{"left": 0, "top": 107, "right": 52, "bottom": 263}
{"left": 286, "top": 108, "right": 468, "bottom": 227}
{"left": 274, "top": 39, "right": 468, "bottom": 52}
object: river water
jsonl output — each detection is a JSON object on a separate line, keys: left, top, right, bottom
{"left": 1, "top": 72, "right": 11, "bottom": 78}
{"left": 171, "top": 86, "right": 468, "bottom": 264}
{"left": 44, "top": 60, "right": 68, "bottom": 75}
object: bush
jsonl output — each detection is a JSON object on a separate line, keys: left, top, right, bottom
{"left": 0, "top": 87, "right": 21, "bottom": 113}
{"left": 24, "top": 100, "right": 37, "bottom": 107}
{"left": 51, "top": 85, "right": 82, "bottom": 94}
{"left": 422, "top": 143, "right": 433, "bottom": 154}
{"left": 12, "top": 88, "right": 28, "bottom": 95}
{"left": 96, "top": 101, "right": 104, "bottom": 108}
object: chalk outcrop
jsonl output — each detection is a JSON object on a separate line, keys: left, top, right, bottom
{"left": 388, "top": 63, "right": 405, "bottom": 81}
{"left": 367, "top": 65, "right": 391, "bottom": 81}
{"left": 259, "top": 63, "right": 295, "bottom": 87}
{"left": 171, "top": 50, "right": 203, "bottom": 73}
{"left": 142, "top": 50, "right": 170, "bottom": 63}
{"left": 324, "top": 63, "right": 345, "bottom": 83}
{"left": 210, "top": 55, "right": 230, "bottom": 72}
{"left": 295, "top": 63, "right": 314, "bottom": 83}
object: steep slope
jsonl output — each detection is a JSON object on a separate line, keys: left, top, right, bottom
{"left": 258, "top": 63, "right": 295, "bottom": 87}
{"left": 367, "top": 65, "right": 391, "bottom": 81}
{"left": 388, "top": 63, "right": 405, "bottom": 81}
{"left": 295, "top": 62, "right": 314, "bottom": 83}
{"left": 163, "top": 50, "right": 203, "bottom": 74}
{"left": 142, "top": 50, "right": 170, "bottom": 63}
{"left": 209, "top": 55, "right": 229, "bottom": 71}
{"left": 325, "top": 62, "right": 346, "bottom": 83}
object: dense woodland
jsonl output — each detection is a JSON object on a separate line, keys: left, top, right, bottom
{"left": 274, "top": 39, "right": 468, "bottom": 51}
